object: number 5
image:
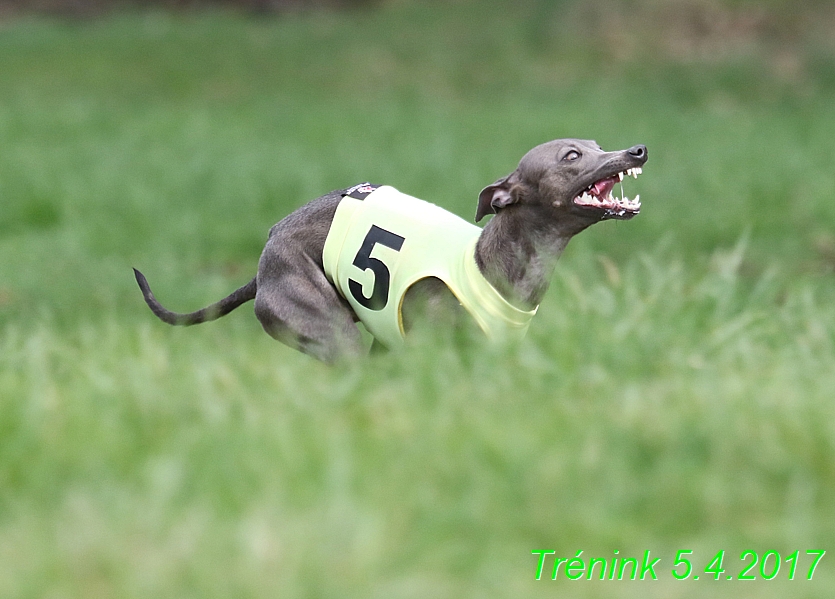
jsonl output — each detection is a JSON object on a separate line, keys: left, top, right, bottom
{"left": 348, "top": 225, "right": 405, "bottom": 310}
{"left": 671, "top": 550, "right": 693, "bottom": 580}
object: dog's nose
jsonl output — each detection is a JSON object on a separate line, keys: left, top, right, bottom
{"left": 627, "top": 145, "right": 647, "bottom": 161}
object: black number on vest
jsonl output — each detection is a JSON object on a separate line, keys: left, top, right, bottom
{"left": 348, "top": 225, "right": 405, "bottom": 311}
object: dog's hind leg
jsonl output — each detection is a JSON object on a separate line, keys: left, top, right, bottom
{"left": 254, "top": 269, "right": 365, "bottom": 364}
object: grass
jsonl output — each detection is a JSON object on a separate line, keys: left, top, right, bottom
{"left": 1, "top": 1, "right": 835, "bottom": 597}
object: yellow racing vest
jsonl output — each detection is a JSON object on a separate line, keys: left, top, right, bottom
{"left": 322, "top": 184, "right": 537, "bottom": 348}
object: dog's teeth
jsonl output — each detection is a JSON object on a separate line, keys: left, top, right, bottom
{"left": 620, "top": 194, "right": 640, "bottom": 208}
{"left": 635, "top": 168, "right": 642, "bottom": 176}
{"left": 618, "top": 172, "right": 624, "bottom": 182}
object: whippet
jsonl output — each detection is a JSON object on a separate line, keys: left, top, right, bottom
{"left": 134, "top": 139, "right": 647, "bottom": 362}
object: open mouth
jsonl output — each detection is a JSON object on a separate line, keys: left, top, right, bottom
{"left": 573, "top": 167, "right": 643, "bottom": 219}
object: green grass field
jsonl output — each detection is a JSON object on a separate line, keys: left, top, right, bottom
{"left": 1, "top": 1, "right": 835, "bottom": 597}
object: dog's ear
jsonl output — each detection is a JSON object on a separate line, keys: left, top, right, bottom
{"left": 475, "top": 172, "right": 519, "bottom": 222}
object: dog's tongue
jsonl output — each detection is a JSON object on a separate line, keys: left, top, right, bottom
{"left": 592, "top": 176, "right": 618, "bottom": 198}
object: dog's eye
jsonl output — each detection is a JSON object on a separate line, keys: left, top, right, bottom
{"left": 563, "top": 150, "right": 580, "bottom": 161}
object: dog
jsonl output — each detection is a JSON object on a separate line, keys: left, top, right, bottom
{"left": 134, "top": 139, "right": 647, "bottom": 363}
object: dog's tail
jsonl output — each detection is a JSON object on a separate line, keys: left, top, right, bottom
{"left": 133, "top": 268, "right": 257, "bottom": 326}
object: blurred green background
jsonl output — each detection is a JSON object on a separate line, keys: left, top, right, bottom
{"left": 1, "top": 0, "right": 834, "bottom": 597}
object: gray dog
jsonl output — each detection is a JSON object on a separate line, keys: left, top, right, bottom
{"left": 134, "top": 139, "right": 647, "bottom": 362}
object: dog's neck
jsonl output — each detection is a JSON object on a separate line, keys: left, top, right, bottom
{"left": 475, "top": 205, "right": 596, "bottom": 310}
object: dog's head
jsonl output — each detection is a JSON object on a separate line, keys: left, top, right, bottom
{"left": 476, "top": 139, "right": 648, "bottom": 223}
